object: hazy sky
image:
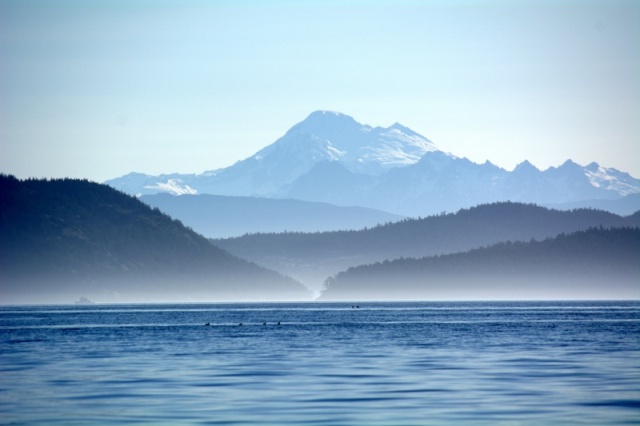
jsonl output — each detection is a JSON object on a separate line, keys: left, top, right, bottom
{"left": 1, "top": 0, "right": 638, "bottom": 182}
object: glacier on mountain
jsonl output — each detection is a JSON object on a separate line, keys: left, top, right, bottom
{"left": 584, "top": 163, "right": 638, "bottom": 196}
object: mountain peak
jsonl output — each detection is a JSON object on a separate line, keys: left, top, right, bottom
{"left": 309, "top": 110, "right": 348, "bottom": 118}
{"left": 559, "top": 159, "right": 580, "bottom": 169}
{"left": 271, "top": 111, "right": 441, "bottom": 175}
{"left": 513, "top": 160, "right": 540, "bottom": 173}
{"left": 389, "top": 122, "right": 407, "bottom": 129}
{"left": 287, "top": 111, "right": 363, "bottom": 137}
{"left": 585, "top": 162, "right": 600, "bottom": 172}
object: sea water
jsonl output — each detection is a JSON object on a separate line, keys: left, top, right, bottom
{"left": 1, "top": 301, "right": 638, "bottom": 425}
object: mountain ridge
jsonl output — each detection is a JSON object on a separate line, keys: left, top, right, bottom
{"left": 105, "top": 111, "right": 639, "bottom": 217}
{"left": 213, "top": 202, "right": 640, "bottom": 295}
{"left": 140, "top": 193, "right": 404, "bottom": 239}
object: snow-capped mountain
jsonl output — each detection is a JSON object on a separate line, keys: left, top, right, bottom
{"left": 279, "top": 111, "right": 440, "bottom": 174}
{"left": 105, "top": 111, "right": 441, "bottom": 197}
{"left": 105, "top": 111, "right": 640, "bottom": 217}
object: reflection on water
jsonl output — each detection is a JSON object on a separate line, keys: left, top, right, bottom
{"left": 1, "top": 301, "right": 639, "bottom": 425}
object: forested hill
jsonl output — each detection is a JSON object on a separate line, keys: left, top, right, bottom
{"left": 0, "top": 175, "right": 309, "bottom": 304}
{"left": 320, "top": 227, "right": 640, "bottom": 301}
{"left": 213, "top": 202, "right": 640, "bottom": 293}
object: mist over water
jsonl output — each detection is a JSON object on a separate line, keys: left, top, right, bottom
{"left": 2, "top": 301, "right": 638, "bottom": 425}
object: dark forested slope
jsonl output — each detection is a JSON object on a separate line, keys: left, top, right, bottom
{"left": 320, "top": 227, "right": 640, "bottom": 301}
{"left": 213, "top": 202, "right": 640, "bottom": 293}
{"left": 0, "top": 175, "right": 309, "bottom": 303}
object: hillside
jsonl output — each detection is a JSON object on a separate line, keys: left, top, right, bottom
{"left": 213, "top": 203, "right": 640, "bottom": 294}
{"left": 319, "top": 227, "right": 640, "bottom": 301}
{"left": 0, "top": 175, "right": 309, "bottom": 304}
{"left": 140, "top": 193, "right": 403, "bottom": 238}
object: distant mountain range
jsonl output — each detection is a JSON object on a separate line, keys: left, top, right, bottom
{"left": 213, "top": 202, "right": 640, "bottom": 295}
{"left": 0, "top": 175, "right": 309, "bottom": 304}
{"left": 141, "top": 193, "right": 403, "bottom": 239}
{"left": 105, "top": 111, "right": 640, "bottom": 217}
{"left": 319, "top": 227, "right": 640, "bottom": 301}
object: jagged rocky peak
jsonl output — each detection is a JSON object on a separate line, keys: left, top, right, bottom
{"left": 558, "top": 159, "right": 582, "bottom": 169}
{"left": 513, "top": 160, "right": 540, "bottom": 173}
{"left": 586, "top": 161, "right": 600, "bottom": 171}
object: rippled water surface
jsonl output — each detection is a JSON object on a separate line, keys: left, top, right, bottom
{"left": 1, "top": 301, "right": 639, "bottom": 425}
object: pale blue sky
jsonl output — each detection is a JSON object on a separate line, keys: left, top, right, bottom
{"left": 1, "top": 0, "right": 638, "bottom": 181}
